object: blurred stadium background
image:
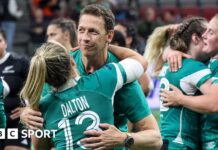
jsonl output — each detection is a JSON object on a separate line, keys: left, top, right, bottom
{"left": 2, "top": 0, "right": 217, "bottom": 57}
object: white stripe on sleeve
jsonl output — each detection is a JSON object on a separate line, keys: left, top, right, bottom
{"left": 119, "top": 58, "right": 144, "bottom": 83}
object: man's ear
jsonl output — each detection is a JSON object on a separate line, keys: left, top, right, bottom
{"left": 107, "top": 30, "right": 114, "bottom": 43}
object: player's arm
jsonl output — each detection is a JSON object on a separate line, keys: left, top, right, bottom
{"left": 108, "top": 45, "right": 137, "bottom": 60}
{"left": 161, "top": 80, "right": 218, "bottom": 113}
{"left": 138, "top": 73, "right": 152, "bottom": 96}
{"left": 81, "top": 114, "right": 162, "bottom": 150}
{"left": 109, "top": 45, "right": 147, "bottom": 69}
{"left": 126, "top": 115, "right": 162, "bottom": 150}
{"left": 109, "top": 44, "right": 151, "bottom": 94}
{"left": 107, "top": 46, "right": 147, "bottom": 89}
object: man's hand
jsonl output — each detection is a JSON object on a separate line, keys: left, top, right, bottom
{"left": 80, "top": 123, "right": 126, "bottom": 150}
{"left": 160, "top": 84, "right": 184, "bottom": 106}
{"left": 81, "top": 116, "right": 162, "bottom": 150}
{"left": 10, "top": 107, "right": 25, "bottom": 120}
{"left": 20, "top": 107, "right": 43, "bottom": 130}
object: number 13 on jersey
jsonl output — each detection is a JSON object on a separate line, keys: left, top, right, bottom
{"left": 58, "top": 110, "right": 101, "bottom": 150}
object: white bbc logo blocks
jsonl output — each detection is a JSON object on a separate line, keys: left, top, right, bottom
{"left": 7, "top": 128, "right": 18, "bottom": 139}
{"left": 0, "top": 128, "right": 5, "bottom": 139}
{"left": 0, "top": 129, "right": 56, "bottom": 139}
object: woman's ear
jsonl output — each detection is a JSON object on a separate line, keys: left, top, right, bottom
{"left": 192, "top": 33, "right": 201, "bottom": 45}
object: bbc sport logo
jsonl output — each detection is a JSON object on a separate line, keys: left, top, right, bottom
{"left": 0, "top": 128, "right": 57, "bottom": 139}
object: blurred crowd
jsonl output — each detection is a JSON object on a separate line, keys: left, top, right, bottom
{"left": 2, "top": 0, "right": 214, "bottom": 57}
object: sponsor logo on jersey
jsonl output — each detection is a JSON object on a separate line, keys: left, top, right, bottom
{"left": 2, "top": 65, "right": 15, "bottom": 73}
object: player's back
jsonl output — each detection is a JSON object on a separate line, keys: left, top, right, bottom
{"left": 40, "top": 63, "right": 122, "bottom": 150}
{"left": 159, "top": 58, "right": 211, "bottom": 149}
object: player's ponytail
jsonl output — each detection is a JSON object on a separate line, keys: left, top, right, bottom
{"left": 20, "top": 53, "right": 46, "bottom": 109}
{"left": 20, "top": 41, "right": 72, "bottom": 110}
{"left": 144, "top": 25, "right": 171, "bottom": 64}
{"left": 144, "top": 25, "right": 172, "bottom": 75}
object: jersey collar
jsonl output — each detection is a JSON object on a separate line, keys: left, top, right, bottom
{"left": 0, "top": 53, "right": 10, "bottom": 65}
{"left": 56, "top": 76, "right": 81, "bottom": 92}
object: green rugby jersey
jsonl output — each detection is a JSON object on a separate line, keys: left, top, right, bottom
{"left": 0, "top": 79, "right": 6, "bottom": 128}
{"left": 71, "top": 50, "right": 150, "bottom": 133}
{"left": 40, "top": 63, "right": 130, "bottom": 150}
{"left": 160, "top": 58, "right": 211, "bottom": 150}
{"left": 201, "top": 58, "right": 218, "bottom": 149}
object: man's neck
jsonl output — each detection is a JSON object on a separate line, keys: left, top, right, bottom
{"left": 82, "top": 50, "right": 108, "bottom": 74}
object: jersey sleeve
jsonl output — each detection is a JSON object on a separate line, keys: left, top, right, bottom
{"left": 118, "top": 58, "right": 144, "bottom": 84}
{"left": 208, "top": 59, "right": 218, "bottom": 84}
{"left": 96, "top": 60, "right": 150, "bottom": 123}
{"left": 95, "top": 58, "right": 144, "bottom": 98}
{"left": 95, "top": 63, "right": 124, "bottom": 99}
{"left": 185, "top": 61, "right": 211, "bottom": 88}
{"left": 0, "top": 79, "right": 6, "bottom": 128}
{"left": 212, "top": 70, "right": 218, "bottom": 84}
{"left": 190, "top": 69, "right": 211, "bottom": 88}
{"left": 212, "top": 77, "right": 218, "bottom": 84}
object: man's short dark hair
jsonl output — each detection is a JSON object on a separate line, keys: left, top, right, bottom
{"left": 80, "top": 4, "right": 115, "bottom": 32}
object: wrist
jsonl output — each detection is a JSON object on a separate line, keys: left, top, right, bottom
{"left": 178, "top": 94, "right": 186, "bottom": 105}
{"left": 123, "top": 132, "right": 135, "bottom": 148}
{"left": 117, "top": 132, "right": 128, "bottom": 146}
